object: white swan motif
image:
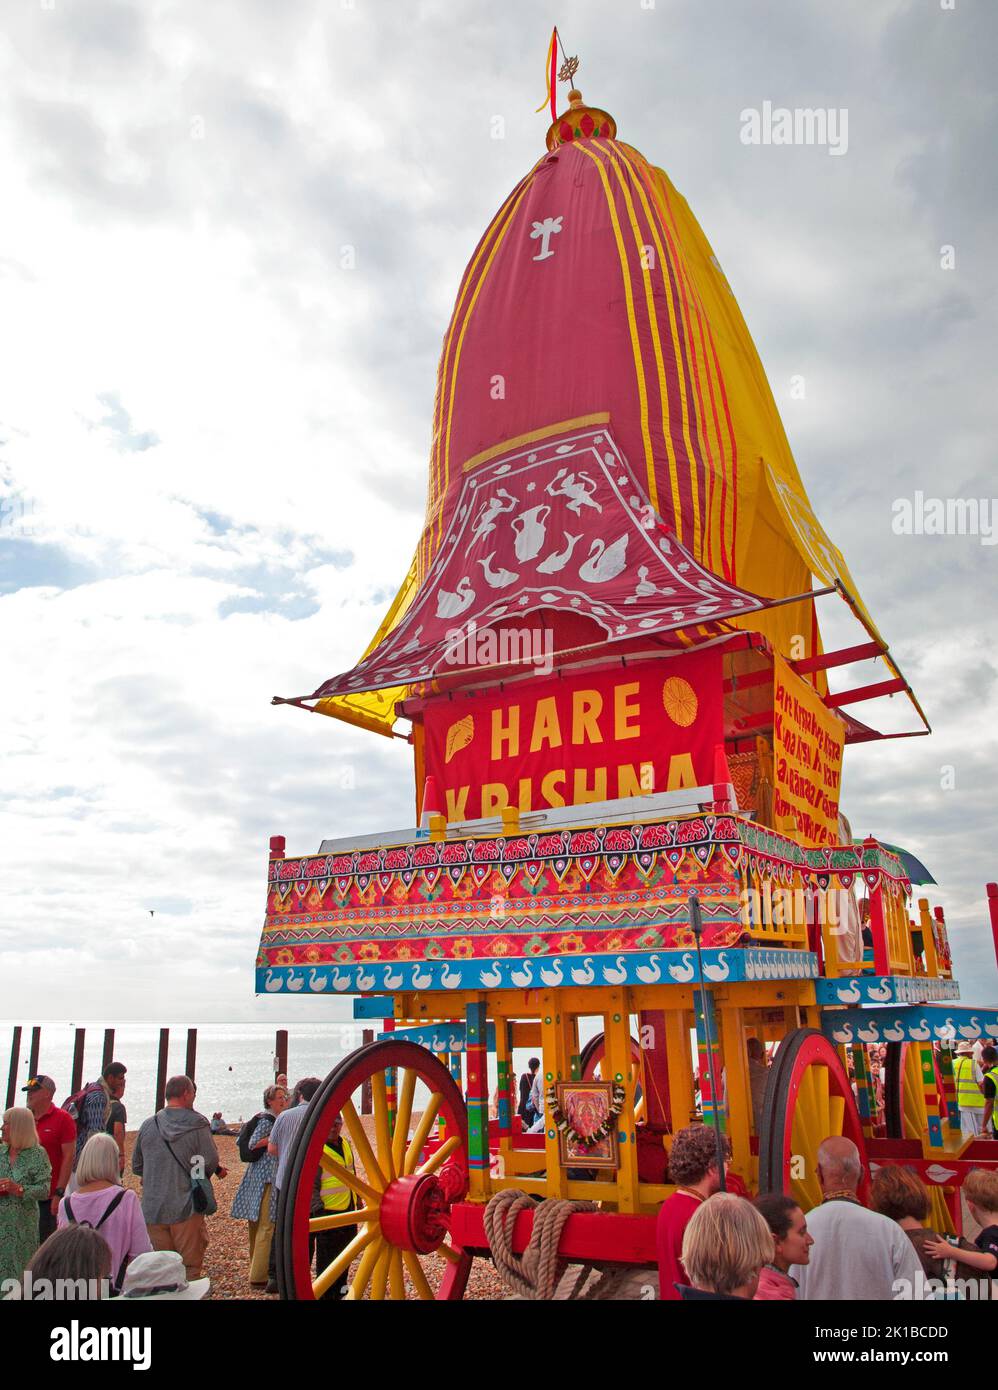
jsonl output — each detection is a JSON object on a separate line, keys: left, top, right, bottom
{"left": 958, "top": 1016, "right": 981, "bottom": 1039}
{"left": 264, "top": 970, "right": 283, "bottom": 993}
{"left": 331, "top": 967, "right": 352, "bottom": 992}
{"left": 836, "top": 981, "right": 862, "bottom": 1004}
{"left": 667, "top": 953, "right": 695, "bottom": 983}
{"left": 436, "top": 577, "right": 476, "bottom": 619}
{"left": 857, "top": 1021, "right": 880, "bottom": 1044}
{"left": 636, "top": 955, "right": 662, "bottom": 984}
{"left": 286, "top": 971, "right": 304, "bottom": 992}
{"left": 933, "top": 1017, "right": 956, "bottom": 1040}
{"left": 704, "top": 952, "right": 730, "bottom": 983}
{"left": 570, "top": 957, "right": 595, "bottom": 985}
{"left": 539, "top": 959, "right": 564, "bottom": 987}
{"left": 478, "top": 553, "right": 519, "bottom": 589}
{"left": 356, "top": 967, "right": 376, "bottom": 991}
{"left": 479, "top": 963, "right": 503, "bottom": 987}
{"left": 412, "top": 964, "right": 434, "bottom": 989}
{"left": 578, "top": 534, "right": 629, "bottom": 584}
{"left": 909, "top": 1019, "right": 932, "bottom": 1041}
{"left": 510, "top": 961, "right": 534, "bottom": 988}
{"left": 536, "top": 532, "right": 583, "bottom": 573}
{"left": 308, "top": 969, "right": 328, "bottom": 992}
{"left": 448, "top": 1033, "right": 462, "bottom": 1051}
{"left": 383, "top": 964, "right": 404, "bottom": 989}
{"left": 441, "top": 964, "right": 462, "bottom": 989}
{"left": 883, "top": 1021, "right": 906, "bottom": 1042}
{"left": 986, "top": 1022, "right": 998, "bottom": 1039}
{"left": 866, "top": 981, "right": 893, "bottom": 1002}
{"left": 602, "top": 956, "right": 629, "bottom": 985}
{"left": 745, "top": 958, "right": 758, "bottom": 981}
{"left": 831, "top": 1023, "right": 854, "bottom": 1044}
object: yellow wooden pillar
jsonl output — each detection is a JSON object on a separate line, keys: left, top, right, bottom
{"left": 604, "top": 992, "right": 640, "bottom": 1213}
{"left": 719, "top": 1003, "right": 752, "bottom": 1186}
{"left": 539, "top": 994, "right": 568, "bottom": 1199}
{"left": 662, "top": 1008, "right": 695, "bottom": 1136}
{"left": 918, "top": 897, "right": 940, "bottom": 977}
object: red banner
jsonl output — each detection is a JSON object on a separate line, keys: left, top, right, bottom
{"left": 423, "top": 653, "right": 723, "bottom": 822}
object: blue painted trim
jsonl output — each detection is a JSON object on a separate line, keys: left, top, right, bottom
{"left": 255, "top": 947, "right": 819, "bottom": 997}
{"left": 814, "top": 975, "right": 961, "bottom": 1007}
{"left": 352, "top": 998, "right": 395, "bottom": 1019}
{"left": 822, "top": 1005, "right": 998, "bottom": 1047}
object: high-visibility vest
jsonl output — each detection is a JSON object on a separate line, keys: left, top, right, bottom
{"left": 985, "top": 1069, "right": 998, "bottom": 1126}
{"left": 320, "top": 1138, "right": 355, "bottom": 1212}
{"left": 954, "top": 1056, "right": 984, "bottom": 1109}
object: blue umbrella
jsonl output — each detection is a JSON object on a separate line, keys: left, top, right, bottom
{"left": 855, "top": 840, "right": 936, "bottom": 886}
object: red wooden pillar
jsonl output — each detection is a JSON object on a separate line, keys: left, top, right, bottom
{"left": 637, "top": 1009, "right": 671, "bottom": 1130}
{"left": 864, "top": 843, "right": 890, "bottom": 976}
{"left": 987, "top": 883, "right": 998, "bottom": 971}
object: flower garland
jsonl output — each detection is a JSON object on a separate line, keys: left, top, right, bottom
{"left": 546, "top": 1082, "right": 626, "bottom": 1150}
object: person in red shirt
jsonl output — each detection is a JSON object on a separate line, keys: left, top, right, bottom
{"left": 657, "top": 1123, "right": 731, "bottom": 1300}
{"left": 23, "top": 1075, "right": 76, "bottom": 1243}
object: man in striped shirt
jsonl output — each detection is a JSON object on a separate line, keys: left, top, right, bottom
{"left": 264, "top": 1076, "right": 322, "bottom": 1294}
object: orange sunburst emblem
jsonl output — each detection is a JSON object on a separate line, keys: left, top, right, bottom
{"left": 662, "top": 676, "right": 698, "bottom": 728}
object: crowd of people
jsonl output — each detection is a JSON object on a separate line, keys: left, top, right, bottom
{"left": 656, "top": 1123, "right": 998, "bottom": 1301}
{"left": 3, "top": 1044, "right": 996, "bottom": 1303}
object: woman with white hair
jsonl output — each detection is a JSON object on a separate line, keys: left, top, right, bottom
{"left": 677, "top": 1192, "right": 775, "bottom": 1300}
{"left": 57, "top": 1132, "right": 151, "bottom": 1294}
{"left": 0, "top": 1106, "right": 52, "bottom": 1283}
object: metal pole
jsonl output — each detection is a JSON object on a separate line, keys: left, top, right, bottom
{"left": 155, "top": 1029, "right": 169, "bottom": 1112}
{"left": 5, "top": 1027, "right": 22, "bottom": 1109}
{"left": 688, "top": 892, "right": 727, "bottom": 1192}
{"left": 71, "top": 1029, "right": 86, "bottom": 1094}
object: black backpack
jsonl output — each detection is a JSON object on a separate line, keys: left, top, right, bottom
{"left": 64, "top": 1190, "right": 129, "bottom": 1294}
{"left": 236, "top": 1111, "right": 270, "bottom": 1164}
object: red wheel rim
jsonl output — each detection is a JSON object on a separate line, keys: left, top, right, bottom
{"left": 277, "top": 1040, "right": 471, "bottom": 1300}
{"left": 758, "top": 1028, "right": 868, "bottom": 1210}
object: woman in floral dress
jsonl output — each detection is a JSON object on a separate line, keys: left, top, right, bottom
{"left": 0, "top": 1107, "right": 52, "bottom": 1284}
{"left": 231, "top": 1084, "right": 289, "bottom": 1285}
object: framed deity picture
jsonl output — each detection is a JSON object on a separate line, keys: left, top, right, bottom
{"left": 553, "top": 1080, "right": 620, "bottom": 1170}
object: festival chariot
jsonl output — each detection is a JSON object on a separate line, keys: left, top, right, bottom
{"left": 255, "top": 54, "right": 998, "bottom": 1300}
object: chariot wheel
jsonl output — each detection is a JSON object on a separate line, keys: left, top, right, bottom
{"left": 758, "top": 1028, "right": 868, "bottom": 1211}
{"left": 884, "top": 1041, "right": 956, "bottom": 1234}
{"left": 277, "top": 1040, "right": 472, "bottom": 1300}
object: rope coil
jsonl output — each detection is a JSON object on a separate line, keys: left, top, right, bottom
{"left": 484, "top": 1189, "right": 597, "bottom": 1300}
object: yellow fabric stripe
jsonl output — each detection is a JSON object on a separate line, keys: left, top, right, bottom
{"left": 611, "top": 143, "right": 700, "bottom": 554}
{"left": 462, "top": 412, "right": 611, "bottom": 473}
{"left": 437, "top": 174, "right": 538, "bottom": 556}
{"left": 645, "top": 164, "right": 729, "bottom": 577}
{"left": 573, "top": 141, "right": 657, "bottom": 510}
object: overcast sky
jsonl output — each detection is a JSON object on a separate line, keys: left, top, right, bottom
{"left": 1, "top": 0, "right": 995, "bottom": 1027}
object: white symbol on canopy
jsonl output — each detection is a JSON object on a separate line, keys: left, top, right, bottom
{"left": 436, "top": 577, "right": 476, "bottom": 619}
{"left": 471, "top": 488, "right": 517, "bottom": 541}
{"left": 536, "top": 531, "right": 583, "bottom": 573}
{"left": 511, "top": 505, "right": 552, "bottom": 561}
{"left": 530, "top": 216, "right": 564, "bottom": 261}
{"left": 546, "top": 469, "right": 602, "bottom": 514}
{"left": 578, "top": 534, "right": 629, "bottom": 583}
{"left": 478, "top": 554, "right": 519, "bottom": 589}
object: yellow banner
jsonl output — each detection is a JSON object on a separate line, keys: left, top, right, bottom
{"left": 772, "top": 655, "right": 844, "bottom": 845}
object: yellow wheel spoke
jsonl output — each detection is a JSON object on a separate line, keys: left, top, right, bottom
{"left": 403, "top": 1249, "right": 434, "bottom": 1300}
{"left": 312, "top": 1224, "right": 378, "bottom": 1300}
{"left": 404, "top": 1094, "right": 442, "bottom": 1174}
{"left": 372, "top": 1073, "right": 396, "bottom": 1181}
{"left": 828, "top": 1095, "right": 845, "bottom": 1138}
{"left": 345, "top": 1235, "right": 384, "bottom": 1301}
{"left": 309, "top": 1206, "right": 377, "bottom": 1232}
{"left": 392, "top": 1068, "right": 418, "bottom": 1172}
{"left": 389, "top": 1247, "right": 405, "bottom": 1301}
{"left": 342, "top": 1097, "right": 386, "bottom": 1191}
{"left": 317, "top": 1151, "right": 381, "bottom": 1206}
{"left": 437, "top": 1241, "right": 462, "bottom": 1265}
{"left": 415, "top": 1133, "right": 461, "bottom": 1177}
{"left": 370, "top": 1245, "right": 391, "bottom": 1300}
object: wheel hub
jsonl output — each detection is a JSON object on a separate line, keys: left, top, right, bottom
{"left": 379, "top": 1173, "right": 450, "bottom": 1254}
